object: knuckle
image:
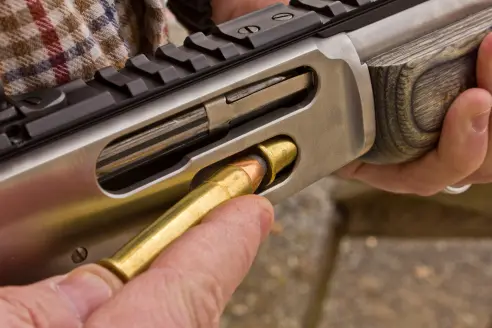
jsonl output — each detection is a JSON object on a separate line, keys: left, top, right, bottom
{"left": 234, "top": 232, "right": 258, "bottom": 273}
{"left": 159, "top": 268, "right": 224, "bottom": 328}
{"left": 0, "top": 292, "right": 39, "bottom": 328}
{"left": 0, "top": 286, "right": 81, "bottom": 328}
{"left": 444, "top": 152, "right": 485, "bottom": 179}
{"left": 186, "top": 272, "right": 224, "bottom": 328}
{"left": 448, "top": 163, "right": 475, "bottom": 179}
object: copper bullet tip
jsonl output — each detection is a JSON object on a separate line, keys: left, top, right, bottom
{"left": 230, "top": 155, "right": 268, "bottom": 191}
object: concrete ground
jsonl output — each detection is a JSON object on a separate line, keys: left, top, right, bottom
{"left": 221, "top": 178, "right": 492, "bottom": 328}
{"left": 166, "top": 15, "right": 492, "bottom": 328}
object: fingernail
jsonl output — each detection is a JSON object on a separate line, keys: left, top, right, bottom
{"left": 57, "top": 270, "right": 114, "bottom": 321}
{"left": 472, "top": 109, "right": 491, "bottom": 133}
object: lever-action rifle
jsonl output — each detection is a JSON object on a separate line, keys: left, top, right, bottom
{"left": 0, "top": 0, "right": 490, "bottom": 285}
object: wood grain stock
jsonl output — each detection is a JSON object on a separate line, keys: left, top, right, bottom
{"left": 362, "top": 7, "right": 492, "bottom": 164}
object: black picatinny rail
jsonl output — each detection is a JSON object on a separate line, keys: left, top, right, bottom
{"left": 0, "top": 0, "right": 429, "bottom": 161}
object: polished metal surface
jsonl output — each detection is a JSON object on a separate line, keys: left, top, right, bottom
{"left": 225, "top": 76, "right": 286, "bottom": 103}
{"left": 205, "top": 72, "right": 312, "bottom": 132}
{"left": 348, "top": 0, "right": 492, "bottom": 61}
{"left": 96, "top": 108, "right": 208, "bottom": 177}
{"left": 0, "top": 0, "right": 485, "bottom": 285}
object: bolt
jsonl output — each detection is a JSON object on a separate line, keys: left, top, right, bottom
{"left": 71, "top": 247, "right": 88, "bottom": 264}
{"left": 272, "top": 13, "right": 294, "bottom": 21}
{"left": 238, "top": 25, "right": 260, "bottom": 34}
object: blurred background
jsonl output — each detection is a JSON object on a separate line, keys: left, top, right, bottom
{"left": 165, "top": 9, "right": 492, "bottom": 328}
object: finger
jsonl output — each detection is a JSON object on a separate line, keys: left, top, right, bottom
{"left": 0, "top": 264, "right": 122, "bottom": 328}
{"left": 461, "top": 33, "right": 492, "bottom": 184}
{"left": 211, "top": 0, "right": 288, "bottom": 23}
{"left": 340, "top": 88, "right": 492, "bottom": 196}
{"left": 459, "top": 106, "right": 492, "bottom": 185}
{"left": 85, "top": 195, "right": 274, "bottom": 328}
{"left": 477, "top": 32, "right": 492, "bottom": 93}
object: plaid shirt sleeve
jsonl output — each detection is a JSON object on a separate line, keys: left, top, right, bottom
{"left": 0, "top": 0, "right": 169, "bottom": 96}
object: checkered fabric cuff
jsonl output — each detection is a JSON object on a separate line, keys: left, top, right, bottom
{"left": 0, "top": 0, "right": 169, "bottom": 96}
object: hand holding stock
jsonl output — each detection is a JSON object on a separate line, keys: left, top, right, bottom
{"left": 339, "top": 28, "right": 492, "bottom": 196}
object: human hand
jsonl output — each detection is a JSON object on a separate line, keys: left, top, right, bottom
{"left": 338, "top": 33, "right": 492, "bottom": 196}
{"left": 0, "top": 195, "right": 273, "bottom": 328}
{"left": 210, "top": 0, "right": 288, "bottom": 23}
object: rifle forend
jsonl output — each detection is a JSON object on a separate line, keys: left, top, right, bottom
{"left": 0, "top": 0, "right": 490, "bottom": 285}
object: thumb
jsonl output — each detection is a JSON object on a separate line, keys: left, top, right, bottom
{"left": 85, "top": 195, "right": 274, "bottom": 328}
{"left": 0, "top": 264, "right": 122, "bottom": 328}
{"left": 337, "top": 88, "right": 492, "bottom": 195}
{"left": 460, "top": 32, "right": 492, "bottom": 184}
{"left": 477, "top": 32, "right": 492, "bottom": 92}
